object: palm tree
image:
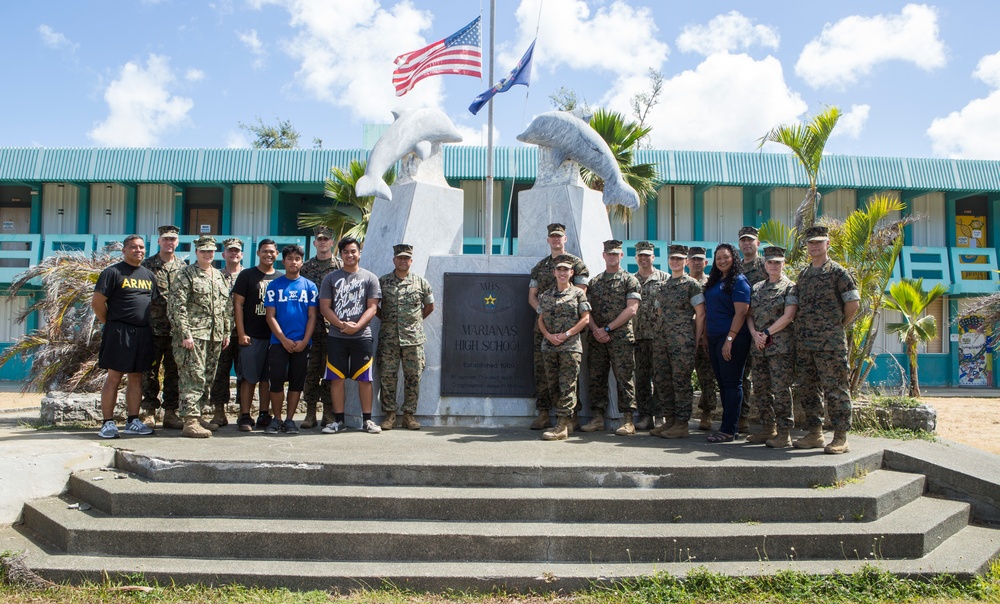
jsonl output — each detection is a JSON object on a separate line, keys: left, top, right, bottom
{"left": 297, "top": 159, "right": 395, "bottom": 244}
{"left": 758, "top": 106, "right": 841, "bottom": 238}
{"left": 582, "top": 109, "right": 658, "bottom": 224}
{"left": 884, "top": 278, "right": 948, "bottom": 398}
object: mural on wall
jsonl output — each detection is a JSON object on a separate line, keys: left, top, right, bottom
{"left": 955, "top": 196, "right": 990, "bottom": 280}
{"left": 957, "top": 314, "right": 994, "bottom": 387}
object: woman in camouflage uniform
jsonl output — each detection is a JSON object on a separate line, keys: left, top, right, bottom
{"left": 536, "top": 255, "right": 591, "bottom": 441}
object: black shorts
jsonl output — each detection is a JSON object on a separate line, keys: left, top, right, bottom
{"left": 325, "top": 336, "right": 373, "bottom": 382}
{"left": 98, "top": 321, "right": 154, "bottom": 374}
{"left": 267, "top": 344, "right": 310, "bottom": 392}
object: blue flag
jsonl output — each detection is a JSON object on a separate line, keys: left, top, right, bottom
{"left": 468, "top": 39, "right": 535, "bottom": 115}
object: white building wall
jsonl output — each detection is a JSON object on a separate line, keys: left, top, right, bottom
{"left": 460, "top": 180, "right": 503, "bottom": 240}
{"left": 231, "top": 184, "right": 271, "bottom": 237}
{"left": 770, "top": 187, "right": 807, "bottom": 229}
{"left": 89, "top": 184, "right": 127, "bottom": 235}
{"left": 703, "top": 186, "right": 743, "bottom": 243}
{"left": 0, "top": 297, "right": 28, "bottom": 341}
{"left": 910, "top": 192, "right": 946, "bottom": 247}
{"left": 135, "top": 184, "right": 176, "bottom": 238}
{"left": 40, "top": 183, "right": 78, "bottom": 235}
{"left": 820, "top": 189, "right": 856, "bottom": 222}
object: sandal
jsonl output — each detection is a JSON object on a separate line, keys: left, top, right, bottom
{"left": 706, "top": 432, "right": 734, "bottom": 443}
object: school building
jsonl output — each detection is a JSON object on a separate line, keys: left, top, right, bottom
{"left": 0, "top": 146, "right": 997, "bottom": 388}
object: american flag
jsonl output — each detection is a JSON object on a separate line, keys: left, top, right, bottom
{"left": 393, "top": 17, "right": 482, "bottom": 96}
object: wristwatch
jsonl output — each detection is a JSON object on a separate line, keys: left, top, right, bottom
{"left": 726, "top": 335, "right": 734, "bottom": 342}
{"left": 763, "top": 328, "right": 771, "bottom": 336}
{"left": 604, "top": 326, "right": 612, "bottom": 333}
{"left": 564, "top": 331, "right": 572, "bottom": 338}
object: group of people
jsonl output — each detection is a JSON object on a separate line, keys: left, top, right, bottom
{"left": 530, "top": 223, "right": 860, "bottom": 454}
{"left": 92, "top": 225, "right": 433, "bottom": 439}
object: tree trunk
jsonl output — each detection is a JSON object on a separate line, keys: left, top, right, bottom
{"left": 908, "top": 339, "right": 920, "bottom": 399}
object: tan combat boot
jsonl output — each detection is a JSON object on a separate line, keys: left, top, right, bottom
{"left": 570, "top": 411, "right": 580, "bottom": 433}
{"left": 162, "top": 409, "right": 184, "bottom": 429}
{"left": 300, "top": 403, "right": 318, "bottom": 429}
{"left": 793, "top": 426, "right": 826, "bottom": 449}
{"left": 737, "top": 416, "right": 750, "bottom": 434}
{"left": 633, "top": 414, "right": 653, "bottom": 430}
{"left": 182, "top": 417, "right": 212, "bottom": 438}
{"left": 542, "top": 417, "right": 572, "bottom": 441}
{"left": 402, "top": 412, "right": 421, "bottom": 430}
{"left": 211, "top": 404, "right": 228, "bottom": 428}
{"left": 580, "top": 411, "right": 605, "bottom": 432}
{"left": 199, "top": 417, "right": 219, "bottom": 432}
{"left": 765, "top": 427, "right": 792, "bottom": 448}
{"left": 698, "top": 412, "right": 713, "bottom": 431}
{"left": 824, "top": 430, "right": 850, "bottom": 454}
{"left": 747, "top": 423, "right": 777, "bottom": 444}
{"left": 615, "top": 412, "right": 636, "bottom": 436}
{"left": 320, "top": 402, "right": 334, "bottom": 427}
{"left": 529, "top": 409, "right": 551, "bottom": 430}
{"left": 139, "top": 410, "right": 157, "bottom": 429}
{"left": 663, "top": 419, "right": 690, "bottom": 439}
{"left": 380, "top": 412, "right": 397, "bottom": 431}
{"left": 650, "top": 415, "right": 674, "bottom": 437}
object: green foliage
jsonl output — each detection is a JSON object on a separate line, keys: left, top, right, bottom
{"left": 238, "top": 116, "right": 300, "bottom": 149}
{"left": 548, "top": 86, "right": 589, "bottom": 113}
{"left": 296, "top": 160, "right": 395, "bottom": 244}
{"left": 583, "top": 108, "right": 659, "bottom": 224}
{"left": 757, "top": 219, "right": 805, "bottom": 268}
{"left": 884, "top": 278, "right": 949, "bottom": 398}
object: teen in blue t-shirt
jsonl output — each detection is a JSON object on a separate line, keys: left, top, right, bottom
{"left": 263, "top": 245, "right": 318, "bottom": 434}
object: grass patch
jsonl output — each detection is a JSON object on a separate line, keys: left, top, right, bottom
{"left": 19, "top": 420, "right": 94, "bottom": 431}
{"left": 813, "top": 465, "right": 870, "bottom": 490}
{"left": 869, "top": 394, "right": 923, "bottom": 409}
{"left": 853, "top": 427, "right": 937, "bottom": 442}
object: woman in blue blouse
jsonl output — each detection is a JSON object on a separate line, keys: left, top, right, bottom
{"left": 702, "top": 243, "right": 752, "bottom": 443}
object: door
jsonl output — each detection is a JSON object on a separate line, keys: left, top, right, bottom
{"left": 187, "top": 208, "right": 220, "bottom": 237}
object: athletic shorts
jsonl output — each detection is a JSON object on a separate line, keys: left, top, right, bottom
{"left": 325, "top": 336, "right": 373, "bottom": 382}
{"left": 267, "top": 344, "right": 310, "bottom": 392}
{"left": 98, "top": 321, "right": 154, "bottom": 374}
{"left": 237, "top": 337, "right": 271, "bottom": 384}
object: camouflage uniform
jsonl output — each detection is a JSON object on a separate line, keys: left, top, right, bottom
{"left": 140, "top": 254, "right": 186, "bottom": 412}
{"left": 649, "top": 274, "right": 705, "bottom": 422}
{"left": 377, "top": 271, "right": 434, "bottom": 414}
{"left": 169, "top": 263, "right": 233, "bottom": 418}
{"left": 794, "top": 259, "right": 860, "bottom": 430}
{"left": 692, "top": 273, "right": 718, "bottom": 415}
{"left": 586, "top": 269, "right": 641, "bottom": 415}
{"left": 633, "top": 269, "right": 668, "bottom": 417}
{"left": 537, "top": 285, "right": 590, "bottom": 417}
{"left": 530, "top": 254, "right": 589, "bottom": 409}
{"left": 300, "top": 254, "right": 342, "bottom": 409}
{"left": 740, "top": 255, "right": 767, "bottom": 421}
{"left": 750, "top": 276, "right": 798, "bottom": 429}
{"left": 209, "top": 268, "right": 241, "bottom": 406}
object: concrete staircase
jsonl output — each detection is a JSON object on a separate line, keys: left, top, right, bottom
{"left": 3, "top": 429, "right": 1000, "bottom": 591}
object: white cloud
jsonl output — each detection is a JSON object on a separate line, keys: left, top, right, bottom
{"left": 503, "top": 0, "right": 668, "bottom": 75}
{"left": 796, "top": 4, "right": 945, "bottom": 89}
{"left": 453, "top": 122, "right": 500, "bottom": 147}
{"left": 602, "top": 53, "right": 806, "bottom": 152}
{"left": 250, "top": 0, "right": 444, "bottom": 122}
{"left": 38, "top": 24, "right": 78, "bottom": 52}
{"left": 185, "top": 68, "right": 206, "bottom": 82}
{"left": 927, "top": 51, "right": 1000, "bottom": 159}
{"left": 89, "top": 54, "right": 194, "bottom": 147}
{"left": 676, "top": 11, "right": 779, "bottom": 56}
{"left": 225, "top": 130, "right": 251, "bottom": 148}
{"left": 833, "top": 104, "right": 871, "bottom": 139}
{"left": 237, "top": 29, "right": 266, "bottom": 69}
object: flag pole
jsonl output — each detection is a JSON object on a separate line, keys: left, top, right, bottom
{"left": 484, "top": 0, "right": 495, "bottom": 257}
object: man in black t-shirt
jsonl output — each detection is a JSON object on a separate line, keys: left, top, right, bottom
{"left": 232, "top": 238, "right": 282, "bottom": 431}
{"left": 92, "top": 235, "right": 157, "bottom": 439}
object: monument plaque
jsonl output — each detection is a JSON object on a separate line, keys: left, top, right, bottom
{"left": 441, "top": 273, "right": 535, "bottom": 397}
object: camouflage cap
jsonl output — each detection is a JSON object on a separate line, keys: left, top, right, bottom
{"left": 668, "top": 244, "right": 689, "bottom": 259}
{"left": 738, "top": 225, "right": 759, "bottom": 239}
{"left": 603, "top": 239, "right": 623, "bottom": 254}
{"left": 157, "top": 225, "right": 180, "bottom": 238}
{"left": 804, "top": 225, "right": 830, "bottom": 242}
{"left": 393, "top": 243, "right": 414, "bottom": 257}
{"left": 222, "top": 238, "right": 243, "bottom": 251}
{"left": 635, "top": 241, "right": 655, "bottom": 256}
{"left": 763, "top": 246, "right": 786, "bottom": 261}
{"left": 194, "top": 235, "right": 217, "bottom": 251}
{"left": 547, "top": 223, "right": 566, "bottom": 236}
{"left": 687, "top": 246, "right": 707, "bottom": 259}
{"left": 313, "top": 226, "right": 333, "bottom": 239}
{"left": 553, "top": 254, "right": 575, "bottom": 269}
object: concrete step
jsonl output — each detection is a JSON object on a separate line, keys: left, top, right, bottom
{"left": 5, "top": 522, "right": 998, "bottom": 592}
{"left": 67, "top": 469, "right": 926, "bottom": 524}
{"left": 21, "top": 495, "right": 969, "bottom": 563}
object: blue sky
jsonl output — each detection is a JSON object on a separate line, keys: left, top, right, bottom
{"left": 4, "top": 1, "right": 1000, "bottom": 159}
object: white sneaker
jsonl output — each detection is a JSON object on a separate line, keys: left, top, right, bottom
{"left": 98, "top": 421, "right": 120, "bottom": 439}
{"left": 364, "top": 419, "right": 382, "bottom": 434}
{"left": 122, "top": 418, "right": 154, "bottom": 436}
{"left": 321, "top": 421, "right": 346, "bottom": 434}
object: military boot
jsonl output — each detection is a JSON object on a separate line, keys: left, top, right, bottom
{"left": 580, "top": 411, "right": 605, "bottom": 432}
{"left": 300, "top": 403, "right": 318, "bottom": 429}
{"left": 320, "top": 402, "right": 334, "bottom": 427}
{"left": 162, "top": 409, "right": 184, "bottom": 429}
{"left": 380, "top": 412, "right": 397, "bottom": 431}
{"left": 211, "top": 404, "right": 228, "bottom": 428}
{"left": 542, "top": 417, "right": 572, "bottom": 441}
{"left": 199, "top": 417, "right": 219, "bottom": 432}
{"left": 570, "top": 411, "right": 580, "bottom": 433}
{"left": 793, "top": 426, "right": 825, "bottom": 449}
{"left": 662, "top": 419, "right": 690, "bottom": 439}
{"left": 615, "top": 412, "right": 636, "bottom": 436}
{"left": 182, "top": 417, "right": 212, "bottom": 438}
{"left": 747, "top": 423, "right": 777, "bottom": 444}
{"left": 139, "top": 410, "right": 157, "bottom": 429}
{"left": 402, "top": 412, "right": 421, "bottom": 430}
{"left": 766, "top": 427, "right": 792, "bottom": 448}
{"left": 824, "top": 430, "right": 850, "bottom": 454}
{"left": 698, "top": 412, "right": 713, "bottom": 431}
{"left": 650, "top": 415, "right": 674, "bottom": 437}
{"left": 529, "top": 409, "right": 551, "bottom": 430}
{"left": 634, "top": 414, "right": 653, "bottom": 431}
{"left": 737, "top": 416, "right": 750, "bottom": 434}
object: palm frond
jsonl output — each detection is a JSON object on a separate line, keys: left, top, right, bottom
{"left": 297, "top": 160, "right": 395, "bottom": 243}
